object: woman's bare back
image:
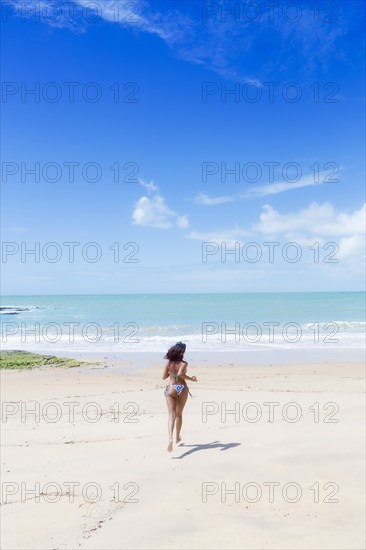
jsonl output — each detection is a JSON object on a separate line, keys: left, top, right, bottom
{"left": 167, "top": 360, "right": 187, "bottom": 384}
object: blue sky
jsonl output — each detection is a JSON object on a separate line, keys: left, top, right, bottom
{"left": 1, "top": 0, "right": 365, "bottom": 294}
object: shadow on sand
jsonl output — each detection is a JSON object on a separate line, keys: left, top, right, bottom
{"left": 172, "top": 440, "right": 241, "bottom": 459}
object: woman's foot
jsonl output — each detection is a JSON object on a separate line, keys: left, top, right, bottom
{"left": 176, "top": 435, "right": 182, "bottom": 444}
{"left": 167, "top": 439, "right": 173, "bottom": 452}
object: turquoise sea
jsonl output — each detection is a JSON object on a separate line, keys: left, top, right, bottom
{"left": 1, "top": 292, "right": 365, "bottom": 355}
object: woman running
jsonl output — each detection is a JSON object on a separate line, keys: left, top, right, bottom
{"left": 162, "top": 342, "right": 197, "bottom": 452}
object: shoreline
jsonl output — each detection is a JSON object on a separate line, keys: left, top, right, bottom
{"left": 1, "top": 347, "right": 365, "bottom": 369}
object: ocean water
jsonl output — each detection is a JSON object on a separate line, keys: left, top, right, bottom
{"left": 0, "top": 292, "right": 365, "bottom": 355}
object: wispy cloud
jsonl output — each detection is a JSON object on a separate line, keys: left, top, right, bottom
{"left": 1, "top": 226, "right": 29, "bottom": 232}
{"left": 194, "top": 193, "right": 235, "bottom": 206}
{"left": 194, "top": 171, "right": 336, "bottom": 205}
{"left": 247, "top": 172, "right": 337, "bottom": 197}
{"left": 186, "top": 227, "right": 251, "bottom": 245}
{"left": 138, "top": 178, "right": 158, "bottom": 193}
{"left": 4, "top": 0, "right": 353, "bottom": 83}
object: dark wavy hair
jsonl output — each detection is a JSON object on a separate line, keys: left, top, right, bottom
{"left": 165, "top": 341, "right": 186, "bottom": 362}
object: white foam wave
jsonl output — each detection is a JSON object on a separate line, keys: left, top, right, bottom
{"left": 1, "top": 329, "right": 365, "bottom": 353}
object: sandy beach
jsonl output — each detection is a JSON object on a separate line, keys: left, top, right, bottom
{"left": 1, "top": 358, "right": 365, "bottom": 550}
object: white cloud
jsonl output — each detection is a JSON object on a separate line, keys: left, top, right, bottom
{"left": 132, "top": 193, "right": 189, "bottom": 229}
{"left": 132, "top": 195, "right": 173, "bottom": 228}
{"left": 254, "top": 202, "right": 365, "bottom": 237}
{"left": 185, "top": 202, "right": 365, "bottom": 266}
{"left": 338, "top": 234, "right": 366, "bottom": 261}
{"left": 132, "top": 177, "right": 189, "bottom": 229}
{"left": 186, "top": 202, "right": 366, "bottom": 244}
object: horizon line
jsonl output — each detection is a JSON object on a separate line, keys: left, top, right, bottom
{"left": 1, "top": 290, "right": 365, "bottom": 298}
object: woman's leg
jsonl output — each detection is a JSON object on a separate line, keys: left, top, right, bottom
{"left": 166, "top": 393, "right": 177, "bottom": 452}
{"left": 175, "top": 388, "right": 189, "bottom": 443}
